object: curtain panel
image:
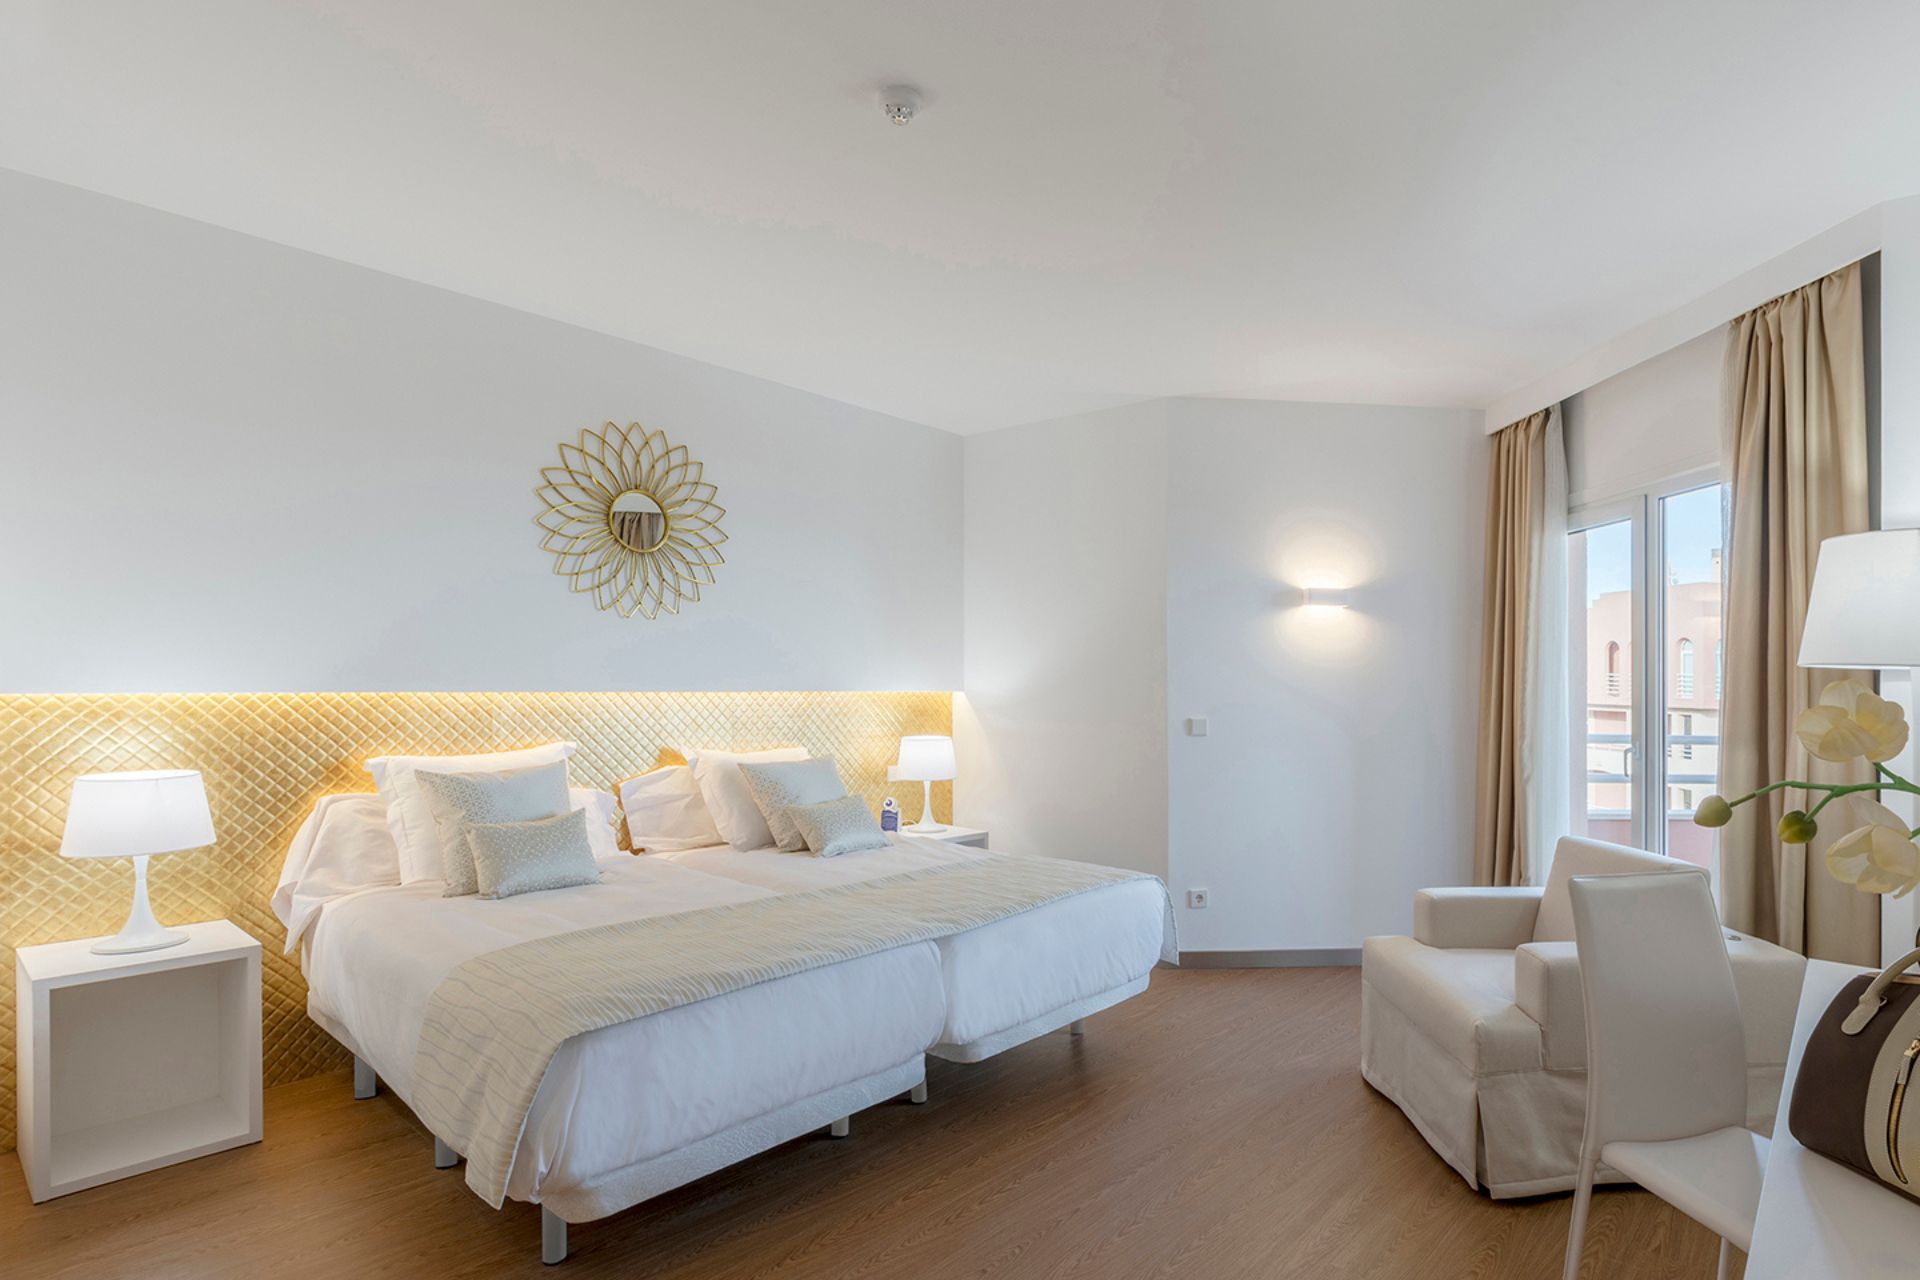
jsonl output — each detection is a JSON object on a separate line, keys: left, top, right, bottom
{"left": 1718, "top": 261, "right": 1877, "bottom": 963}
{"left": 1474, "top": 407, "right": 1568, "bottom": 887}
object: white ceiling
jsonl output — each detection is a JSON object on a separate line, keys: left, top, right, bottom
{"left": 5, "top": 0, "right": 1918, "bottom": 433}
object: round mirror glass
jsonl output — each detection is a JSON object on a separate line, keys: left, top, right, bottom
{"left": 608, "top": 489, "right": 668, "bottom": 552}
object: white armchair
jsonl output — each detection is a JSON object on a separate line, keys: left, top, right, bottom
{"left": 1360, "top": 836, "right": 1805, "bottom": 1197}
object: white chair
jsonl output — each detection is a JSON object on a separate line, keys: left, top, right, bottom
{"left": 1563, "top": 871, "right": 1768, "bottom": 1280}
{"left": 1360, "top": 835, "right": 1802, "bottom": 1197}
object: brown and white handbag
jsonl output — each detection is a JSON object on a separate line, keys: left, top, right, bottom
{"left": 1788, "top": 947, "right": 1920, "bottom": 1203}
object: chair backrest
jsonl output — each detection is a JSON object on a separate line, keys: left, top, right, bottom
{"left": 1534, "top": 835, "right": 1687, "bottom": 942}
{"left": 1570, "top": 871, "right": 1748, "bottom": 1146}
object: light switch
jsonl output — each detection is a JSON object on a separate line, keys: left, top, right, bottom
{"left": 1186, "top": 717, "right": 1208, "bottom": 737}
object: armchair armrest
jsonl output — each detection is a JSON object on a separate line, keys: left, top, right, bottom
{"left": 1413, "top": 886, "right": 1543, "bottom": 950}
{"left": 1513, "top": 941, "right": 1586, "bottom": 1069}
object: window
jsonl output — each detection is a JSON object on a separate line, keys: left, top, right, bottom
{"left": 1567, "top": 474, "right": 1725, "bottom": 872}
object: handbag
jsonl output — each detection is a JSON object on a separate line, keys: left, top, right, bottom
{"left": 1788, "top": 946, "right": 1920, "bottom": 1203}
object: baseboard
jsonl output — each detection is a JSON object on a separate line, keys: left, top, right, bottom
{"left": 1175, "top": 948, "right": 1361, "bottom": 969}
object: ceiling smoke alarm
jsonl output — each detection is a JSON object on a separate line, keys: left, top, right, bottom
{"left": 879, "top": 85, "right": 920, "bottom": 126}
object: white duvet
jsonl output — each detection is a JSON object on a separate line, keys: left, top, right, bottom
{"left": 302, "top": 856, "right": 945, "bottom": 1202}
{"left": 659, "top": 836, "right": 1169, "bottom": 1050}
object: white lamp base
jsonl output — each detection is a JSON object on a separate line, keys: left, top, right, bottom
{"left": 92, "top": 854, "right": 189, "bottom": 955}
{"left": 904, "top": 779, "right": 947, "bottom": 834}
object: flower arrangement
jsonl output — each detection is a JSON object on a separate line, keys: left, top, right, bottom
{"left": 1693, "top": 679, "right": 1920, "bottom": 898}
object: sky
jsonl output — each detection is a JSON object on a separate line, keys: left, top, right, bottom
{"left": 1581, "top": 482, "right": 1723, "bottom": 603}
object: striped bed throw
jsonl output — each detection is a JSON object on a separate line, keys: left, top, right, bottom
{"left": 412, "top": 854, "right": 1175, "bottom": 1207}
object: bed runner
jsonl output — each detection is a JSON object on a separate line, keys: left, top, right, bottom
{"left": 413, "top": 854, "right": 1175, "bottom": 1206}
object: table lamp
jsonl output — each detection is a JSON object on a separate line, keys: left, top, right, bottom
{"left": 895, "top": 735, "right": 955, "bottom": 834}
{"left": 1798, "top": 529, "right": 1920, "bottom": 669}
{"left": 60, "top": 769, "right": 215, "bottom": 955}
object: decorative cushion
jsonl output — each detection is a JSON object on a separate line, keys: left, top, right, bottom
{"left": 367, "top": 742, "right": 577, "bottom": 883}
{"left": 685, "top": 745, "right": 809, "bottom": 850}
{"left": 788, "top": 794, "right": 889, "bottom": 858}
{"left": 415, "top": 761, "right": 572, "bottom": 897}
{"left": 467, "top": 808, "right": 602, "bottom": 899}
{"left": 617, "top": 765, "right": 724, "bottom": 851}
{"left": 738, "top": 757, "right": 849, "bottom": 852}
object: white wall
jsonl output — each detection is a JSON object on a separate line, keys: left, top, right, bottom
{"left": 0, "top": 170, "right": 962, "bottom": 693}
{"left": 956, "top": 402, "right": 1170, "bottom": 878}
{"left": 1562, "top": 328, "right": 1722, "bottom": 507}
{"left": 1164, "top": 399, "right": 1487, "bottom": 952}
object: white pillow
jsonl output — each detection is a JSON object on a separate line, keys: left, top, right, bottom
{"left": 271, "top": 793, "right": 400, "bottom": 951}
{"left": 569, "top": 786, "right": 623, "bottom": 861}
{"left": 685, "top": 745, "right": 808, "bottom": 850}
{"left": 367, "top": 742, "right": 577, "bottom": 883}
{"left": 617, "top": 766, "right": 724, "bottom": 852}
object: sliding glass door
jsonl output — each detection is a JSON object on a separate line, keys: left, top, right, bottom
{"left": 1567, "top": 473, "right": 1725, "bottom": 868}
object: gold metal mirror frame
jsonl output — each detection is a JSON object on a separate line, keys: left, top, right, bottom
{"left": 535, "top": 422, "right": 728, "bottom": 619}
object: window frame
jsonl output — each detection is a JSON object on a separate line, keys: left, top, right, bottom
{"left": 1569, "top": 464, "right": 1723, "bottom": 859}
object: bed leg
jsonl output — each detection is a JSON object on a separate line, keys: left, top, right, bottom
{"left": 541, "top": 1208, "right": 567, "bottom": 1265}
{"left": 1068, "top": 1018, "right": 1087, "bottom": 1037}
{"left": 353, "top": 1056, "right": 377, "bottom": 1099}
{"left": 909, "top": 1080, "right": 929, "bottom": 1105}
{"left": 829, "top": 1116, "right": 851, "bottom": 1139}
{"left": 434, "top": 1137, "right": 458, "bottom": 1169}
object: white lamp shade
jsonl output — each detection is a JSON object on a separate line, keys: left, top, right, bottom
{"left": 894, "top": 735, "right": 957, "bottom": 782}
{"left": 1799, "top": 530, "right": 1920, "bottom": 670}
{"left": 60, "top": 769, "right": 215, "bottom": 860}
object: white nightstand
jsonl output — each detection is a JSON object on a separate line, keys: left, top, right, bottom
{"left": 16, "top": 919, "right": 262, "bottom": 1203}
{"left": 911, "top": 825, "right": 989, "bottom": 849}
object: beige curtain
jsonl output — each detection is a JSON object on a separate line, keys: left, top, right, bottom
{"left": 1474, "top": 408, "right": 1563, "bottom": 887}
{"left": 1719, "top": 261, "right": 1877, "bottom": 964}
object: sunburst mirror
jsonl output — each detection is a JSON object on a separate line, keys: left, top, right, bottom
{"left": 535, "top": 422, "right": 728, "bottom": 618}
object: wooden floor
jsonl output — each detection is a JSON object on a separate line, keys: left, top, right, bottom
{"left": 2, "top": 966, "right": 1742, "bottom": 1279}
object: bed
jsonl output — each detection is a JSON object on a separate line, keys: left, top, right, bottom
{"left": 276, "top": 795, "right": 946, "bottom": 1264}
{"left": 657, "top": 834, "right": 1172, "bottom": 1063}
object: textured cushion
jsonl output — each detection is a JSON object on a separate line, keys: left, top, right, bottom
{"left": 738, "top": 757, "right": 849, "bottom": 852}
{"left": 788, "top": 794, "right": 889, "bottom": 858}
{"left": 686, "top": 746, "right": 808, "bottom": 849}
{"left": 467, "top": 807, "right": 601, "bottom": 899}
{"left": 367, "top": 741, "right": 577, "bottom": 883}
{"left": 616, "top": 765, "right": 723, "bottom": 851}
{"left": 416, "top": 762, "right": 571, "bottom": 897}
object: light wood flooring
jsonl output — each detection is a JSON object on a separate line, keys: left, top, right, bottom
{"left": 1, "top": 966, "right": 1741, "bottom": 1278}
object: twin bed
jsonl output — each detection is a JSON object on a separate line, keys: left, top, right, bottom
{"left": 274, "top": 787, "right": 1171, "bottom": 1263}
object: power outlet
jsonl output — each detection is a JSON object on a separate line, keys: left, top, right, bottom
{"left": 1186, "top": 888, "right": 1209, "bottom": 910}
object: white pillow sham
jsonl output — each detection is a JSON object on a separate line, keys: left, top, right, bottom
{"left": 570, "top": 786, "right": 624, "bottom": 861}
{"left": 271, "top": 793, "right": 400, "bottom": 951}
{"left": 685, "top": 745, "right": 808, "bottom": 850}
{"left": 617, "top": 765, "right": 723, "bottom": 852}
{"left": 367, "top": 742, "right": 577, "bottom": 883}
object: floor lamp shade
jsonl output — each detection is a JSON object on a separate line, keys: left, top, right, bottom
{"left": 895, "top": 735, "right": 955, "bottom": 834}
{"left": 60, "top": 769, "right": 215, "bottom": 954}
{"left": 1799, "top": 530, "right": 1920, "bottom": 669}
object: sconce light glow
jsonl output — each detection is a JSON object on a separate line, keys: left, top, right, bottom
{"left": 1300, "top": 587, "right": 1351, "bottom": 609}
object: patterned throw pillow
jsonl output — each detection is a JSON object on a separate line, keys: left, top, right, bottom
{"left": 415, "top": 761, "right": 572, "bottom": 897}
{"left": 738, "top": 757, "right": 849, "bottom": 852}
{"left": 788, "top": 794, "right": 889, "bottom": 858}
{"left": 466, "top": 807, "right": 602, "bottom": 899}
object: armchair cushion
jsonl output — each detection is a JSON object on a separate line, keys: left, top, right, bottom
{"left": 1360, "top": 935, "right": 1543, "bottom": 1074}
{"left": 1513, "top": 941, "right": 1586, "bottom": 1069}
{"left": 1534, "top": 836, "right": 1698, "bottom": 942}
{"left": 1415, "top": 887, "right": 1543, "bottom": 950}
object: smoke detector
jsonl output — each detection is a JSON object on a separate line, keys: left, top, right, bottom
{"left": 879, "top": 85, "right": 921, "bottom": 126}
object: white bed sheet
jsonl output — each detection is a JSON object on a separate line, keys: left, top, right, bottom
{"left": 302, "top": 854, "right": 945, "bottom": 1203}
{"left": 658, "top": 836, "right": 1167, "bottom": 1048}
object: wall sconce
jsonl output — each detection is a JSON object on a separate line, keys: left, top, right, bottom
{"left": 1299, "top": 587, "right": 1351, "bottom": 609}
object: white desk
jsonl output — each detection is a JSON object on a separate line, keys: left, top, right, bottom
{"left": 1746, "top": 958, "right": 1920, "bottom": 1278}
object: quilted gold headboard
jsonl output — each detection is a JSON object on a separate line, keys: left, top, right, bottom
{"left": 0, "top": 690, "right": 952, "bottom": 1152}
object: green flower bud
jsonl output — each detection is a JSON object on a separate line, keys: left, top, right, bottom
{"left": 1779, "top": 810, "right": 1818, "bottom": 845}
{"left": 1693, "top": 795, "right": 1733, "bottom": 828}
